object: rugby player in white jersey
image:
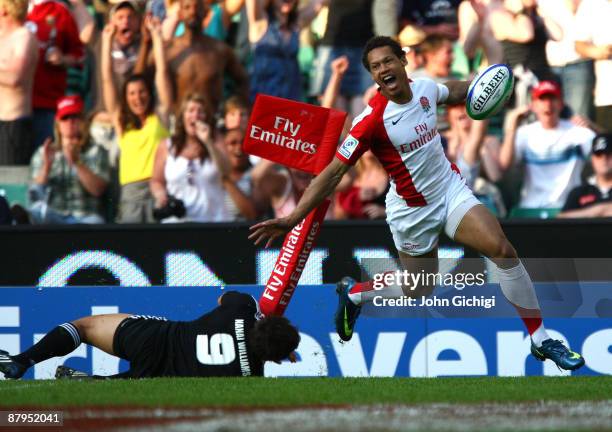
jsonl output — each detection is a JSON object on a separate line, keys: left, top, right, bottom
{"left": 250, "top": 36, "right": 584, "bottom": 371}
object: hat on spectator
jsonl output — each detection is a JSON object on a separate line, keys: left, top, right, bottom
{"left": 109, "top": 0, "right": 139, "bottom": 16}
{"left": 56, "top": 95, "right": 84, "bottom": 120}
{"left": 531, "top": 81, "right": 562, "bottom": 99}
{"left": 592, "top": 133, "right": 612, "bottom": 155}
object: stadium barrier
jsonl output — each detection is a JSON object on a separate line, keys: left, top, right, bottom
{"left": 1, "top": 285, "right": 610, "bottom": 378}
{"left": 0, "top": 219, "right": 611, "bottom": 286}
{"left": 1, "top": 220, "right": 611, "bottom": 378}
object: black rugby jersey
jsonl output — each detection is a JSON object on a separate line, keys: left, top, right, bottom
{"left": 154, "top": 291, "right": 264, "bottom": 377}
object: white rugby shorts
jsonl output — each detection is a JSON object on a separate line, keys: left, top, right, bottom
{"left": 386, "top": 170, "right": 481, "bottom": 256}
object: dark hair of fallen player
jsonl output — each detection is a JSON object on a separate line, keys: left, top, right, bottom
{"left": 249, "top": 316, "right": 300, "bottom": 363}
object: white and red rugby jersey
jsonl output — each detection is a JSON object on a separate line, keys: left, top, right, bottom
{"left": 335, "top": 78, "right": 454, "bottom": 207}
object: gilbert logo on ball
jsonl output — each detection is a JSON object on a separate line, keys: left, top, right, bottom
{"left": 466, "top": 64, "right": 514, "bottom": 120}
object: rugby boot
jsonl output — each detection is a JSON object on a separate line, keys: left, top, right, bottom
{"left": 0, "top": 350, "right": 28, "bottom": 379}
{"left": 531, "top": 339, "right": 585, "bottom": 371}
{"left": 334, "top": 277, "right": 362, "bottom": 342}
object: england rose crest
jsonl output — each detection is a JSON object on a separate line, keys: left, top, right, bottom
{"left": 420, "top": 96, "right": 431, "bottom": 113}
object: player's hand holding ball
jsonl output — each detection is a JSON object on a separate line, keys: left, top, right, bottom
{"left": 466, "top": 64, "right": 514, "bottom": 120}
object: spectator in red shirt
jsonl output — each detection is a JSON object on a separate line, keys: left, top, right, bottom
{"left": 26, "top": 0, "right": 84, "bottom": 150}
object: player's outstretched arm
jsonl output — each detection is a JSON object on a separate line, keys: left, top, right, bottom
{"left": 443, "top": 80, "right": 471, "bottom": 105}
{"left": 249, "top": 158, "right": 350, "bottom": 247}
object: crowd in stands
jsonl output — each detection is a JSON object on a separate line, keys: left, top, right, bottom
{"left": 0, "top": 0, "right": 610, "bottom": 225}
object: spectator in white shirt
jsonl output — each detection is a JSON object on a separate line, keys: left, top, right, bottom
{"left": 499, "top": 80, "right": 596, "bottom": 209}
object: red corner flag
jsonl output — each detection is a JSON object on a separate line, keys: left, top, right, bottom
{"left": 243, "top": 95, "right": 346, "bottom": 175}
{"left": 243, "top": 95, "right": 347, "bottom": 315}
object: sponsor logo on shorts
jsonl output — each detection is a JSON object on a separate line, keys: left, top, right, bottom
{"left": 402, "top": 242, "right": 420, "bottom": 251}
{"left": 338, "top": 135, "right": 359, "bottom": 159}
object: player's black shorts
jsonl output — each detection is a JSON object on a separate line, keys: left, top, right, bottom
{"left": 112, "top": 315, "right": 171, "bottom": 378}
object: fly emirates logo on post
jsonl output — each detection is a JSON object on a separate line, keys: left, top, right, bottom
{"left": 249, "top": 116, "right": 317, "bottom": 155}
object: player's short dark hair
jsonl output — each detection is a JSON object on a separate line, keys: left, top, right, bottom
{"left": 249, "top": 316, "right": 300, "bottom": 363}
{"left": 362, "top": 36, "right": 405, "bottom": 71}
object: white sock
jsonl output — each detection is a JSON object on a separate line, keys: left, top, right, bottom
{"left": 496, "top": 262, "right": 550, "bottom": 346}
{"left": 531, "top": 323, "right": 551, "bottom": 347}
{"left": 496, "top": 262, "right": 540, "bottom": 310}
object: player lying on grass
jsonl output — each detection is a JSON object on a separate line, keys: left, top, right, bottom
{"left": 249, "top": 36, "right": 585, "bottom": 371}
{"left": 0, "top": 292, "right": 299, "bottom": 379}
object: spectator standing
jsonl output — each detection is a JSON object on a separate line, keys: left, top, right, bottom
{"left": 458, "top": 0, "right": 504, "bottom": 69}
{"left": 89, "top": 1, "right": 141, "bottom": 112}
{"left": 574, "top": 0, "right": 612, "bottom": 130}
{"left": 560, "top": 133, "right": 612, "bottom": 217}
{"left": 0, "top": 0, "right": 39, "bottom": 165}
{"left": 372, "top": 0, "right": 399, "bottom": 38}
{"left": 539, "top": 0, "right": 595, "bottom": 120}
{"left": 150, "top": 94, "right": 233, "bottom": 222}
{"left": 104, "top": 1, "right": 141, "bottom": 91}
{"left": 146, "top": 0, "right": 248, "bottom": 114}
{"left": 222, "top": 127, "right": 258, "bottom": 221}
{"left": 499, "top": 81, "right": 597, "bottom": 209}
{"left": 102, "top": 16, "right": 172, "bottom": 223}
{"left": 162, "top": 0, "right": 246, "bottom": 42}
{"left": 489, "top": 0, "right": 561, "bottom": 82}
{"left": 27, "top": 0, "right": 85, "bottom": 149}
{"left": 28, "top": 95, "right": 110, "bottom": 224}
{"left": 309, "top": 0, "right": 373, "bottom": 116}
{"left": 247, "top": 0, "right": 324, "bottom": 104}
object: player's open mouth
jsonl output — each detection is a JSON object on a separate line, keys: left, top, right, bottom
{"left": 381, "top": 75, "right": 398, "bottom": 91}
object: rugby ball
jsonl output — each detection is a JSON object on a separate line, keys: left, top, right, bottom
{"left": 466, "top": 64, "right": 514, "bottom": 120}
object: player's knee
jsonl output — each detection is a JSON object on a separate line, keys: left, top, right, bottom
{"left": 70, "top": 318, "right": 90, "bottom": 343}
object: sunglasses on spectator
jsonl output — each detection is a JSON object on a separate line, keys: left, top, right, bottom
{"left": 187, "top": 160, "right": 195, "bottom": 186}
{"left": 59, "top": 114, "right": 81, "bottom": 121}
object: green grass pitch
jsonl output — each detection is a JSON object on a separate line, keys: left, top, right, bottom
{"left": 1, "top": 376, "right": 611, "bottom": 407}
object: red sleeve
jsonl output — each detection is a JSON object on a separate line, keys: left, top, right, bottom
{"left": 335, "top": 106, "right": 375, "bottom": 166}
{"left": 59, "top": 5, "right": 84, "bottom": 60}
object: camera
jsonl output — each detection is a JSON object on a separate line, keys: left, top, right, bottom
{"left": 153, "top": 195, "right": 186, "bottom": 221}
